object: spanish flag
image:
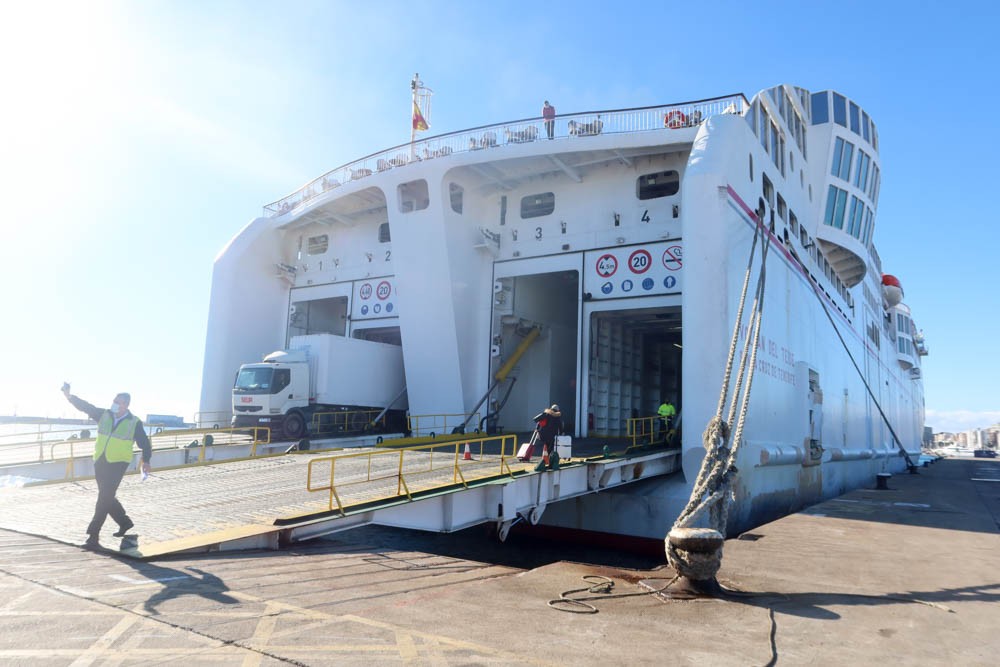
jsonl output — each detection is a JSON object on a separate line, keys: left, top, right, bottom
{"left": 412, "top": 101, "right": 429, "bottom": 131}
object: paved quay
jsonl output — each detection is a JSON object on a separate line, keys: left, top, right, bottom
{"left": 0, "top": 457, "right": 997, "bottom": 665}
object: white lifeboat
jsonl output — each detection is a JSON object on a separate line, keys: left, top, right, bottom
{"left": 881, "top": 274, "right": 903, "bottom": 307}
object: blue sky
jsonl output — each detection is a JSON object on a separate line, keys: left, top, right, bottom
{"left": 0, "top": 0, "right": 997, "bottom": 433}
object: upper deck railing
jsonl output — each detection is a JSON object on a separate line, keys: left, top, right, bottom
{"left": 262, "top": 94, "right": 749, "bottom": 218}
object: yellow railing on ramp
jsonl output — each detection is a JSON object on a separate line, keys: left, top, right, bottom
{"left": 306, "top": 433, "right": 518, "bottom": 515}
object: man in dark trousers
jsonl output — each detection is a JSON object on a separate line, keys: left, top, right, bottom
{"left": 62, "top": 383, "right": 152, "bottom": 548}
{"left": 533, "top": 404, "right": 563, "bottom": 457}
{"left": 542, "top": 100, "right": 556, "bottom": 139}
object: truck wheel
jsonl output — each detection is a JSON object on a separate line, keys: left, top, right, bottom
{"left": 284, "top": 412, "right": 306, "bottom": 439}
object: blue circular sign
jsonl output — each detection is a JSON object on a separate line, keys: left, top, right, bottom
{"left": 601, "top": 281, "right": 613, "bottom": 294}
{"left": 373, "top": 303, "right": 381, "bottom": 314}
{"left": 663, "top": 276, "right": 677, "bottom": 289}
{"left": 361, "top": 305, "right": 369, "bottom": 315}
{"left": 386, "top": 303, "right": 394, "bottom": 313}
{"left": 642, "top": 277, "right": 654, "bottom": 290}
{"left": 621, "top": 279, "right": 633, "bottom": 292}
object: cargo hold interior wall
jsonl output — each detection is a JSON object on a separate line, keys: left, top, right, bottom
{"left": 587, "top": 307, "right": 682, "bottom": 437}
{"left": 491, "top": 271, "right": 579, "bottom": 435}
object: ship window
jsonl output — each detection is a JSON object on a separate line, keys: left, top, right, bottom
{"left": 861, "top": 207, "right": 873, "bottom": 245}
{"left": 449, "top": 183, "right": 464, "bottom": 214}
{"left": 824, "top": 185, "right": 848, "bottom": 229}
{"left": 636, "top": 170, "right": 680, "bottom": 200}
{"left": 811, "top": 92, "right": 829, "bottom": 124}
{"left": 747, "top": 102, "right": 757, "bottom": 135}
{"left": 398, "top": 179, "right": 429, "bottom": 213}
{"left": 847, "top": 196, "right": 864, "bottom": 238}
{"left": 306, "top": 235, "right": 329, "bottom": 255}
{"left": 759, "top": 104, "right": 769, "bottom": 151}
{"left": 288, "top": 296, "right": 348, "bottom": 340}
{"left": 871, "top": 122, "right": 878, "bottom": 152}
{"left": 862, "top": 111, "right": 871, "bottom": 142}
{"left": 800, "top": 226, "right": 808, "bottom": 247}
{"left": 749, "top": 154, "right": 753, "bottom": 182}
{"left": 770, "top": 123, "right": 780, "bottom": 168}
{"left": 776, "top": 194, "right": 786, "bottom": 221}
{"left": 378, "top": 222, "right": 391, "bottom": 243}
{"left": 521, "top": 192, "right": 555, "bottom": 218}
{"left": 831, "top": 138, "right": 844, "bottom": 177}
{"left": 500, "top": 194, "right": 507, "bottom": 225}
{"left": 857, "top": 151, "right": 871, "bottom": 191}
{"left": 849, "top": 102, "right": 861, "bottom": 134}
{"left": 832, "top": 94, "right": 847, "bottom": 127}
{"left": 790, "top": 210, "right": 799, "bottom": 237}
{"left": 839, "top": 141, "right": 853, "bottom": 181}
{"left": 762, "top": 173, "right": 774, "bottom": 210}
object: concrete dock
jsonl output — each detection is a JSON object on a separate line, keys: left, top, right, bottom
{"left": 0, "top": 456, "right": 997, "bottom": 665}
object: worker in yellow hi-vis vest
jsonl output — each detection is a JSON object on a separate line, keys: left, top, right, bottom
{"left": 62, "top": 383, "right": 152, "bottom": 549}
{"left": 657, "top": 399, "right": 676, "bottom": 443}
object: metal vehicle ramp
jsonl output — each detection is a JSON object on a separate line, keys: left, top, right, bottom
{"left": 0, "top": 435, "right": 681, "bottom": 559}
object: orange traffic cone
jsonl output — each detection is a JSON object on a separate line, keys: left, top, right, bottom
{"left": 542, "top": 446, "right": 550, "bottom": 467}
{"left": 463, "top": 443, "right": 473, "bottom": 461}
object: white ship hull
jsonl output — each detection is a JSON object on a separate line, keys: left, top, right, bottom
{"left": 201, "top": 86, "right": 925, "bottom": 538}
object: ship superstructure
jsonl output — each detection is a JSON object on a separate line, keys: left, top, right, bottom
{"left": 200, "top": 85, "right": 926, "bottom": 536}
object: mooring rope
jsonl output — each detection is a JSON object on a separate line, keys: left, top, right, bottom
{"left": 668, "top": 201, "right": 772, "bottom": 579}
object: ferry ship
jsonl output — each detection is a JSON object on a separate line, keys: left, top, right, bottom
{"left": 199, "top": 83, "right": 927, "bottom": 538}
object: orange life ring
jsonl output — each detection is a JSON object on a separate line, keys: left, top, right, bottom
{"left": 664, "top": 110, "right": 688, "bottom": 129}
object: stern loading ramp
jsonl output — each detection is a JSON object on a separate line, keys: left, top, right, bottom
{"left": 0, "top": 433, "right": 681, "bottom": 559}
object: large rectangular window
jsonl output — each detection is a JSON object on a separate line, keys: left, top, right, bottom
{"left": 854, "top": 150, "right": 870, "bottom": 191}
{"left": 861, "top": 207, "right": 874, "bottom": 245}
{"left": 811, "top": 92, "right": 829, "bottom": 124}
{"left": 862, "top": 111, "right": 870, "bottom": 142}
{"left": 398, "top": 179, "right": 429, "bottom": 213}
{"left": 847, "top": 196, "right": 864, "bottom": 238}
{"left": 288, "top": 296, "right": 348, "bottom": 339}
{"left": 521, "top": 192, "right": 555, "bottom": 218}
{"left": 824, "top": 185, "right": 848, "bottom": 229}
{"left": 637, "top": 170, "right": 680, "bottom": 200}
{"left": 831, "top": 137, "right": 855, "bottom": 182}
{"left": 832, "top": 94, "right": 847, "bottom": 127}
{"left": 306, "top": 234, "right": 329, "bottom": 255}
{"left": 849, "top": 102, "right": 861, "bottom": 134}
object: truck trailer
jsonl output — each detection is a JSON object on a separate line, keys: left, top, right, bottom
{"left": 232, "top": 334, "right": 408, "bottom": 439}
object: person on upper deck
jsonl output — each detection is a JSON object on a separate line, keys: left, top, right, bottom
{"left": 62, "top": 384, "right": 152, "bottom": 549}
{"left": 542, "top": 100, "right": 556, "bottom": 140}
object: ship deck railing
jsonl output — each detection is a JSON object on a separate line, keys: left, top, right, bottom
{"left": 263, "top": 93, "right": 750, "bottom": 218}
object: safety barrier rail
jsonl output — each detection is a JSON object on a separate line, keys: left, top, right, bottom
{"left": 306, "top": 433, "right": 518, "bottom": 514}
{"left": 625, "top": 416, "right": 676, "bottom": 450}
{"left": 311, "top": 409, "right": 384, "bottom": 435}
{"left": 407, "top": 413, "right": 483, "bottom": 438}
{"left": 37, "top": 426, "right": 272, "bottom": 481}
{"left": 262, "top": 94, "right": 750, "bottom": 217}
